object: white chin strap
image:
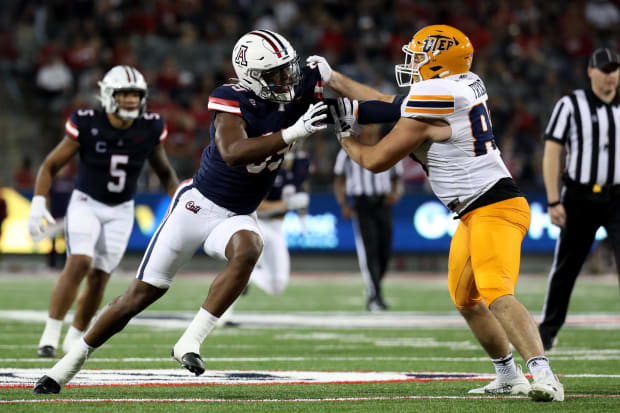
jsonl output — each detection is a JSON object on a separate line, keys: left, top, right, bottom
{"left": 117, "top": 108, "right": 139, "bottom": 120}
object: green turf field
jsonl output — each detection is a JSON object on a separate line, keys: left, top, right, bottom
{"left": 0, "top": 271, "right": 619, "bottom": 412}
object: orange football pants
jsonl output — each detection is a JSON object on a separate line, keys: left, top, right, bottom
{"left": 448, "top": 196, "right": 530, "bottom": 309}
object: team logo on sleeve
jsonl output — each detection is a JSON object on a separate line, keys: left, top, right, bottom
{"left": 185, "top": 201, "right": 202, "bottom": 214}
{"left": 235, "top": 45, "right": 248, "bottom": 67}
{"left": 422, "top": 35, "right": 457, "bottom": 52}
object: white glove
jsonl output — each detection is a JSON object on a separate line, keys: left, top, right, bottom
{"left": 306, "top": 55, "right": 333, "bottom": 84}
{"left": 330, "top": 97, "right": 360, "bottom": 142}
{"left": 28, "top": 195, "right": 56, "bottom": 240}
{"left": 281, "top": 101, "right": 328, "bottom": 144}
{"left": 285, "top": 192, "right": 310, "bottom": 210}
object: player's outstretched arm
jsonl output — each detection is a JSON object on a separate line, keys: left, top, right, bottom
{"left": 340, "top": 117, "right": 451, "bottom": 173}
{"left": 148, "top": 144, "right": 180, "bottom": 197}
{"left": 216, "top": 103, "right": 327, "bottom": 167}
{"left": 307, "top": 55, "right": 394, "bottom": 103}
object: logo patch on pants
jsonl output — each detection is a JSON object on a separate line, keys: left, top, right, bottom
{"left": 185, "top": 201, "right": 201, "bottom": 214}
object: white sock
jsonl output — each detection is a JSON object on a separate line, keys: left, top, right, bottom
{"left": 526, "top": 356, "right": 553, "bottom": 378}
{"left": 491, "top": 353, "right": 518, "bottom": 378}
{"left": 62, "top": 326, "right": 85, "bottom": 353}
{"left": 38, "top": 317, "right": 63, "bottom": 348}
{"left": 174, "top": 308, "right": 218, "bottom": 356}
{"left": 48, "top": 337, "right": 96, "bottom": 386}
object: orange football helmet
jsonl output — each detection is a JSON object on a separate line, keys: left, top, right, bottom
{"left": 395, "top": 25, "right": 474, "bottom": 87}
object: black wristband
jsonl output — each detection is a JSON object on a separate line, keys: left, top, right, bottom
{"left": 547, "top": 201, "right": 561, "bottom": 207}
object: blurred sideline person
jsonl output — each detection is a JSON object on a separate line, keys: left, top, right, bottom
{"left": 33, "top": 30, "right": 328, "bottom": 394}
{"left": 539, "top": 48, "right": 620, "bottom": 351}
{"left": 251, "top": 149, "right": 311, "bottom": 295}
{"left": 334, "top": 124, "right": 403, "bottom": 311}
{"left": 28, "top": 65, "right": 179, "bottom": 358}
{"left": 311, "top": 25, "right": 564, "bottom": 402}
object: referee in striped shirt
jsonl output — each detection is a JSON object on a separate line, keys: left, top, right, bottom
{"left": 334, "top": 124, "right": 404, "bottom": 311}
{"left": 540, "top": 48, "right": 620, "bottom": 350}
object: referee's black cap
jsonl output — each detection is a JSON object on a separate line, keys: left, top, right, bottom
{"left": 588, "top": 48, "right": 620, "bottom": 72}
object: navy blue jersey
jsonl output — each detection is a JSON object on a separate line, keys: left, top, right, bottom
{"left": 265, "top": 155, "right": 311, "bottom": 201}
{"left": 65, "top": 109, "right": 168, "bottom": 205}
{"left": 194, "top": 66, "right": 323, "bottom": 214}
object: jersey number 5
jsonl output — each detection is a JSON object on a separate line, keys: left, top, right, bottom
{"left": 108, "top": 154, "right": 128, "bottom": 193}
{"left": 468, "top": 102, "right": 497, "bottom": 156}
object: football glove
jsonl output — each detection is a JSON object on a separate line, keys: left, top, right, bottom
{"left": 285, "top": 192, "right": 310, "bottom": 210}
{"left": 27, "top": 195, "right": 56, "bottom": 240}
{"left": 306, "top": 55, "right": 333, "bottom": 84}
{"left": 330, "top": 97, "right": 360, "bottom": 142}
{"left": 281, "top": 101, "right": 328, "bottom": 144}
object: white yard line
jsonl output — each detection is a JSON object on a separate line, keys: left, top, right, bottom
{"left": 1, "top": 310, "right": 619, "bottom": 329}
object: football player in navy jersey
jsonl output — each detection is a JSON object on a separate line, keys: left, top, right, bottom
{"left": 33, "top": 30, "right": 329, "bottom": 394}
{"left": 28, "top": 66, "right": 180, "bottom": 359}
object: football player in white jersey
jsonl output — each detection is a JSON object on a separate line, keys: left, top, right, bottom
{"left": 310, "top": 25, "right": 564, "bottom": 402}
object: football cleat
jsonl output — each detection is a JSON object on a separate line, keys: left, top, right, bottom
{"left": 366, "top": 297, "right": 388, "bottom": 312}
{"left": 529, "top": 370, "right": 564, "bottom": 402}
{"left": 468, "top": 366, "right": 531, "bottom": 395}
{"left": 32, "top": 375, "right": 61, "bottom": 394}
{"left": 171, "top": 349, "right": 205, "bottom": 376}
{"left": 37, "top": 345, "right": 57, "bottom": 358}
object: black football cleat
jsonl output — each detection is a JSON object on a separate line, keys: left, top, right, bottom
{"left": 171, "top": 349, "right": 205, "bottom": 376}
{"left": 37, "top": 345, "right": 57, "bottom": 358}
{"left": 32, "top": 375, "right": 61, "bottom": 394}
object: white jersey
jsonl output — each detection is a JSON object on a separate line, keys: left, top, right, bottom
{"left": 400, "top": 72, "right": 511, "bottom": 213}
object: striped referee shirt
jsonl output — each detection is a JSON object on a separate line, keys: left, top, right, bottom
{"left": 545, "top": 88, "right": 620, "bottom": 186}
{"left": 334, "top": 148, "right": 404, "bottom": 196}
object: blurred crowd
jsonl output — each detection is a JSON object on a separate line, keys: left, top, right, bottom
{"left": 0, "top": 0, "right": 619, "bottom": 193}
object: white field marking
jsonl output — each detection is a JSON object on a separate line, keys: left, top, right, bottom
{"left": 4, "top": 349, "right": 620, "bottom": 362}
{"left": 3, "top": 395, "right": 620, "bottom": 404}
{"left": 0, "top": 368, "right": 497, "bottom": 387}
{"left": 2, "top": 310, "right": 619, "bottom": 329}
{"left": 275, "top": 331, "right": 480, "bottom": 350}
{"left": 2, "top": 369, "right": 620, "bottom": 389}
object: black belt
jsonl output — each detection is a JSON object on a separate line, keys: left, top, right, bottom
{"left": 353, "top": 194, "right": 385, "bottom": 203}
{"left": 563, "top": 176, "right": 620, "bottom": 195}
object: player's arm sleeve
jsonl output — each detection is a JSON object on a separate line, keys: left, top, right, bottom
{"left": 208, "top": 87, "right": 244, "bottom": 118}
{"left": 357, "top": 95, "right": 406, "bottom": 124}
{"left": 543, "top": 96, "right": 572, "bottom": 144}
{"left": 64, "top": 111, "right": 80, "bottom": 141}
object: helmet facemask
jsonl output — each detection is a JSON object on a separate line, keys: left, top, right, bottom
{"left": 98, "top": 66, "right": 148, "bottom": 121}
{"left": 252, "top": 57, "right": 300, "bottom": 103}
{"left": 395, "top": 47, "right": 430, "bottom": 87}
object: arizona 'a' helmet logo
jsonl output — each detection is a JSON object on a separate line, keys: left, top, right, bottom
{"left": 235, "top": 45, "right": 248, "bottom": 66}
{"left": 422, "top": 35, "right": 458, "bottom": 53}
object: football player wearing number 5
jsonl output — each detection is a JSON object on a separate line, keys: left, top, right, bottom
{"left": 28, "top": 66, "right": 180, "bottom": 358}
{"left": 317, "top": 25, "right": 564, "bottom": 402}
{"left": 33, "top": 30, "right": 328, "bottom": 394}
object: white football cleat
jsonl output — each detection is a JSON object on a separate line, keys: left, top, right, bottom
{"left": 528, "top": 369, "right": 564, "bottom": 402}
{"left": 469, "top": 365, "right": 531, "bottom": 395}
